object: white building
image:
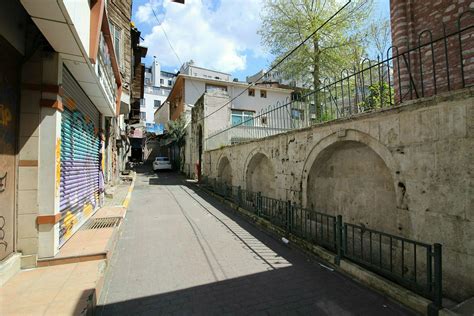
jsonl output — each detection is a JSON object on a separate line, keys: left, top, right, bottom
{"left": 246, "top": 69, "right": 307, "bottom": 88}
{"left": 165, "top": 61, "right": 293, "bottom": 177}
{"left": 180, "top": 60, "right": 232, "bottom": 81}
{"left": 142, "top": 59, "right": 176, "bottom": 123}
{"left": 168, "top": 74, "right": 293, "bottom": 122}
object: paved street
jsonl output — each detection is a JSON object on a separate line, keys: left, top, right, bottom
{"left": 98, "top": 167, "right": 413, "bottom": 315}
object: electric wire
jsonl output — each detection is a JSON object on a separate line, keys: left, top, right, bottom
{"left": 151, "top": 1, "right": 352, "bottom": 123}
{"left": 200, "top": 0, "right": 352, "bottom": 122}
{"left": 151, "top": 8, "right": 203, "bottom": 98}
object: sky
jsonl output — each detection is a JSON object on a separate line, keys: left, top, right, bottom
{"left": 132, "top": 0, "right": 391, "bottom": 81}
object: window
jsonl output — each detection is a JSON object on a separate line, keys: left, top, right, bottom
{"left": 248, "top": 89, "right": 255, "bottom": 97}
{"left": 291, "top": 108, "right": 304, "bottom": 120}
{"left": 206, "top": 84, "right": 227, "bottom": 93}
{"left": 154, "top": 100, "right": 161, "bottom": 108}
{"left": 292, "top": 92, "right": 303, "bottom": 101}
{"left": 168, "top": 80, "right": 172, "bottom": 86}
{"left": 160, "top": 79, "right": 164, "bottom": 84}
{"left": 140, "top": 99, "right": 145, "bottom": 108}
{"left": 232, "top": 110, "right": 254, "bottom": 126}
{"left": 109, "top": 23, "right": 122, "bottom": 70}
{"left": 140, "top": 111, "right": 146, "bottom": 120}
{"left": 260, "top": 90, "right": 267, "bottom": 98}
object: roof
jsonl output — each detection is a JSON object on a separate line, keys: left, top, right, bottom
{"left": 177, "top": 74, "right": 294, "bottom": 93}
{"left": 183, "top": 64, "right": 231, "bottom": 77}
{"left": 163, "top": 74, "right": 293, "bottom": 106}
{"left": 161, "top": 70, "right": 177, "bottom": 76}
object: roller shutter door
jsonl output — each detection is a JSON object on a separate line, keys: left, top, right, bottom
{"left": 59, "top": 67, "right": 102, "bottom": 246}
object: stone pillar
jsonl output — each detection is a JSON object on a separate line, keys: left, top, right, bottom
{"left": 17, "top": 52, "right": 42, "bottom": 268}
{"left": 37, "top": 53, "right": 63, "bottom": 258}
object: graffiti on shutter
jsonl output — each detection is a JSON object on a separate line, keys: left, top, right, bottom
{"left": 59, "top": 108, "right": 101, "bottom": 245}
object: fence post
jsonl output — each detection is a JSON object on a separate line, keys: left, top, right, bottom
{"left": 237, "top": 186, "right": 242, "bottom": 206}
{"left": 335, "top": 215, "right": 343, "bottom": 265}
{"left": 256, "top": 192, "right": 262, "bottom": 216}
{"left": 428, "top": 243, "right": 443, "bottom": 316}
{"left": 286, "top": 200, "right": 292, "bottom": 234}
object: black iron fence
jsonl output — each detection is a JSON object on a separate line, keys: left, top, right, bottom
{"left": 201, "top": 177, "right": 443, "bottom": 311}
{"left": 206, "top": 10, "right": 474, "bottom": 151}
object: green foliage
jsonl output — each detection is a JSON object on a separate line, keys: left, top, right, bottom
{"left": 358, "top": 82, "right": 394, "bottom": 111}
{"left": 319, "top": 108, "right": 336, "bottom": 122}
{"left": 165, "top": 114, "right": 187, "bottom": 147}
{"left": 259, "top": 0, "right": 373, "bottom": 91}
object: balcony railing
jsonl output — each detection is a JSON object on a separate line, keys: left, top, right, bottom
{"left": 97, "top": 32, "right": 117, "bottom": 108}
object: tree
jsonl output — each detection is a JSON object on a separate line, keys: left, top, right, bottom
{"left": 259, "top": 0, "right": 373, "bottom": 116}
{"left": 165, "top": 115, "right": 187, "bottom": 169}
{"left": 366, "top": 18, "right": 391, "bottom": 59}
{"left": 165, "top": 115, "right": 187, "bottom": 146}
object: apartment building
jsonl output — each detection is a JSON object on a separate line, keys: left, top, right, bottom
{"left": 164, "top": 61, "right": 293, "bottom": 176}
{"left": 0, "top": 0, "right": 144, "bottom": 285}
{"left": 142, "top": 59, "right": 176, "bottom": 123}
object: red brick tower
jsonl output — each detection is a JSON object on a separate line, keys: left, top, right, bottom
{"left": 389, "top": 0, "right": 473, "bottom": 102}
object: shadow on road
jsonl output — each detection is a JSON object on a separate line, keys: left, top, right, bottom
{"left": 97, "top": 169, "right": 414, "bottom": 316}
{"left": 97, "top": 262, "right": 412, "bottom": 315}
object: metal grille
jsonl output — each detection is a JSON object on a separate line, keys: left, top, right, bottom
{"left": 59, "top": 65, "right": 102, "bottom": 246}
{"left": 82, "top": 217, "right": 122, "bottom": 230}
{"left": 62, "top": 66, "right": 100, "bottom": 127}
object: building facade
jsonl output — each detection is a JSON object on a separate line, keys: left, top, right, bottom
{"left": 164, "top": 62, "right": 293, "bottom": 177}
{"left": 246, "top": 69, "right": 306, "bottom": 89}
{"left": 142, "top": 59, "right": 176, "bottom": 123}
{"left": 0, "top": 0, "right": 135, "bottom": 285}
{"left": 168, "top": 72, "right": 293, "bottom": 122}
{"left": 105, "top": 0, "right": 133, "bottom": 182}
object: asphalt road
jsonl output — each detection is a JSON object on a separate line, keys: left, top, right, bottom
{"left": 97, "top": 168, "right": 414, "bottom": 315}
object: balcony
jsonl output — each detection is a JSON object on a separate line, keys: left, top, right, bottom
{"left": 145, "top": 86, "right": 170, "bottom": 96}
{"left": 96, "top": 33, "right": 117, "bottom": 109}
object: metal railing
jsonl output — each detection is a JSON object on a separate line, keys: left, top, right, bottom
{"left": 205, "top": 10, "right": 474, "bottom": 151}
{"left": 201, "top": 177, "right": 443, "bottom": 312}
{"left": 97, "top": 33, "right": 117, "bottom": 107}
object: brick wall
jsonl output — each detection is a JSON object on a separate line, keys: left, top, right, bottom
{"left": 390, "top": 0, "right": 474, "bottom": 101}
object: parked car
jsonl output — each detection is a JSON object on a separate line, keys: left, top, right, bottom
{"left": 153, "top": 157, "right": 172, "bottom": 171}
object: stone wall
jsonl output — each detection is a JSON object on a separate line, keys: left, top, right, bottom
{"left": 203, "top": 88, "right": 474, "bottom": 301}
{"left": 188, "top": 91, "right": 231, "bottom": 178}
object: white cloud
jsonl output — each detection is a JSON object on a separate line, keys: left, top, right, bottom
{"left": 135, "top": 0, "right": 163, "bottom": 24}
{"left": 137, "top": 0, "right": 266, "bottom": 74}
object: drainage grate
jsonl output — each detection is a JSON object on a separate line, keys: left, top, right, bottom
{"left": 82, "top": 217, "right": 122, "bottom": 230}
